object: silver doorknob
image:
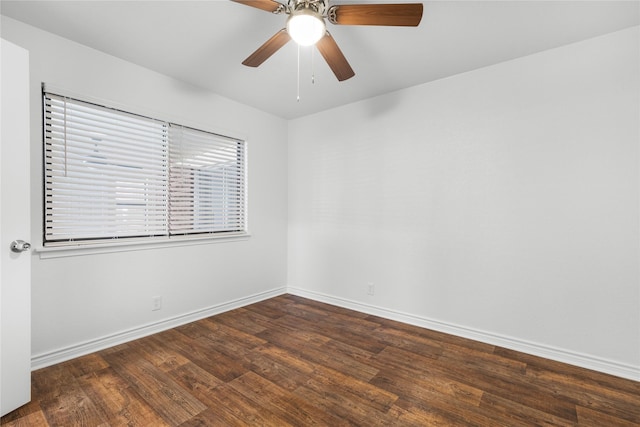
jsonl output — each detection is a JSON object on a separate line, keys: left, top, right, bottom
{"left": 10, "top": 240, "right": 31, "bottom": 253}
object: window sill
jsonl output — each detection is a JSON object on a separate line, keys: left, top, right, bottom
{"left": 35, "top": 232, "right": 251, "bottom": 259}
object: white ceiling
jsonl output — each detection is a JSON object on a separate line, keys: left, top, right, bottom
{"left": 1, "top": 0, "right": 638, "bottom": 119}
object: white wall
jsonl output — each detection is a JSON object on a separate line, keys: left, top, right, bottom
{"left": 289, "top": 27, "right": 640, "bottom": 379}
{"left": 1, "top": 17, "right": 288, "bottom": 364}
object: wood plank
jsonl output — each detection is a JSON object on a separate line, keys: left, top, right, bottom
{"left": 177, "top": 407, "right": 245, "bottom": 427}
{"left": 439, "top": 342, "right": 528, "bottom": 378}
{"left": 4, "top": 294, "right": 639, "bottom": 427}
{"left": 197, "top": 317, "right": 269, "bottom": 350}
{"left": 101, "top": 347, "right": 207, "bottom": 425}
{"left": 370, "top": 368, "right": 500, "bottom": 426}
{"left": 229, "top": 371, "right": 349, "bottom": 426}
{"left": 77, "top": 367, "right": 169, "bottom": 426}
{"left": 494, "top": 346, "right": 640, "bottom": 395}
{"left": 478, "top": 391, "right": 576, "bottom": 426}
{"left": 0, "top": 398, "right": 46, "bottom": 427}
{"left": 62, "top": 353, "right": 110, "bottom": 377}
{"left": 370, "top": 345, "right": 579, "bottom": 422}
{"left": 524, "top": 364, "right": 640, "bottom": 423}
{"left": 576, "top": 405, "right": 640, "bottom": 427}
{"left": 385, "top": 403, "right": 470, "bottom": 427}
{"left": 168, "top": 361, "right": 226, "bottom": 395}
{"left": 284, "top": 294, "right": 371, "bottom": 318}
{"left": 257, "top": 323, "right": 332, "bottom": 349}
{"left": 256, "top": 327, "right": 379, "bottom": 382}
{"left": 0, "top": 409, "right": 50, "bottom": 427}
{"left": 246, "top": 346, "right": 316, "bottom": 391}
{"left": 304, "top": 364, "right": 399, "bottom": 413}
{"left": 38, "top": 385, "right": 107, "bottom": 426}
{"left": 274, "top": 313, "right": 387, "bottom": 353}
{"left": 168, "top": 363, "right": 266, "bottom": 426}
{"left": 370, "top": 359, "right": 484, "bottom": 408}
{"left": 373, "top": 325, "right": 444, "bottom": 359}
{"left": 251, "top": 343, "right": 317, "bottom": 377}
{"left": 243, "top": 296, "right": 294, "bottom": 319}
{"left": 129, "top": 334, "right": 190, "bottom": 372}
{"left": 211, "top": 307, "right": 272, "bottom": 335}
{"left": 368, "top": 314, "right": 497, "bottom": 353}
{"left": 189, "top": 382, "right": 296, "bottom": 426}
{"left": 293, "top": 384, "right": 393, "bottom": 426}
{"left": 158, "top": 328, "right": 252, "bottom": 382}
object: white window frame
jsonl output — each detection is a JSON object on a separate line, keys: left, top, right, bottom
{"left": 41, "top": 88, "right": 248, "bottom": 256}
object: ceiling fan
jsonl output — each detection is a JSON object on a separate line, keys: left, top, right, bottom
{"left": 232, "top": 0, "right": 423, "bottom": 81}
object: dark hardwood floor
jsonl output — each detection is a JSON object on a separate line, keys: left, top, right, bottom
{"left": 2, "top": 294, "right": 639, "bottom": 426}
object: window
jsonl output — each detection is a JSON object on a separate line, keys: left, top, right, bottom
{"left": 168, "top": 124, "right": 246, "bottom": 235}
{"left": 43, "top": 91, "right": 246, "bottom": 246}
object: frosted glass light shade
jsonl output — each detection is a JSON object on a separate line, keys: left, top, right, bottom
{"left": 287, "top": 9, "right": 326, "bottom": 46}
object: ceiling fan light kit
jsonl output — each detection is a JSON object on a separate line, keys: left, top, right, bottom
{"left": 287, "top": 7, "right": 326, "bottom": 46}
{"left": 233, "top": 0, "right": 423, "bottom": 81}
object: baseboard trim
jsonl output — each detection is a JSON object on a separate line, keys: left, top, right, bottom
{"left": 287, "top": 287, "right": 640, "bottom": 382}
{"left": 31, "top": 285, "right": 639, "bottom": 382}
{"left": 31, "top": 287, "right": 287, "bottom": 370}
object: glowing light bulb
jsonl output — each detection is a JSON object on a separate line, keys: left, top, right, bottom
{"left": 287, "top": 8, "right": 326, "bottom": 46}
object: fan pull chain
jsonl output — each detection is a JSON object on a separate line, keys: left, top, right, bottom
{"left": 311, "top": 48, "right": 315, "bottom": 84}
{"left": 297, "top": 44, "right": 300, "bottom": 102}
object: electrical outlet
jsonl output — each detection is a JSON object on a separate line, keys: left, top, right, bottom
{"left": 152, "top": 296, "right": 162, "bottom": 311}
{"left": 367, "top": 282, "right": 375, "bottom": 296}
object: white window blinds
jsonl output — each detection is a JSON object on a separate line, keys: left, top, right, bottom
{"left": 44, "top": 93, "right": 169, "bottom": 241}
{"left": 168, "top": 125, "right": 246, "bottom": 235}
{"left": 43, "top": 91, "right": 246, "bottom": 245}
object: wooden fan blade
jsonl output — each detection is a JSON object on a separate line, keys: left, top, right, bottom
{"left": 242, "top": 29, "right": 291, "bottom": 67}
{"left": 231, "top": 0, "right": 282, "bottom": 13}
{"left": 316, "top": 32, "right": 355, "bottom": 81}
{"left": 328, "top": 3, "right": 423, "bottom": 26}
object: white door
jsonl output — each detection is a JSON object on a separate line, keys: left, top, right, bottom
{"left": 0, "top": 39, "right": 32, "bottom": 417}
